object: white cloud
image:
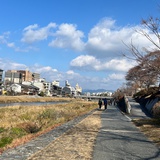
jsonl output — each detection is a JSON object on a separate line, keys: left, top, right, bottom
{"left": 101, "top": 58, "right": 135, "bottom": 72}
{"left": 70, "top": 55, "right": 135, "bottom": 72}
{"left": 49, "top": 23, "right": 85, "bottom": 51}
{"left": 85, "top": 18, "right": 157, "bottom": 58}
{"left": 7, "top": 42, "right": 15, "bottom": 48}
{"left": 21, "top": 23, "right": 57, "bottom": 43}
{"left": 108, "top": 73, "right": 124, "bottom": 80}
{"left": 0, "top": 58, "right": 27, "bottom": 70}
{"left": 1, "top": 17, "right": 158, "bottom": 90}
{"left": 66, "top": 70, "right": 75, "bottom": 75}
{"left": 0, "top": 58, "right": 125, "bottom": 90}
{"left": 70, "top": 55, "right": 100, "bottom": 70}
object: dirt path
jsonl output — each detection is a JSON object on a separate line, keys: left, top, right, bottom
{"left": 28, "top": 110, "right": 102, "bottom": 160}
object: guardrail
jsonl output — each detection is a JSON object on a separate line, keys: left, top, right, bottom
{"left": 124, "top": 95, "right": 131, "bottom": 114}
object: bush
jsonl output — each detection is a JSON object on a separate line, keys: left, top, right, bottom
{"left": 38, "top": 109, "right": 63, "bottom": 120}
{"left": 19, "top": 113, "right": 31, "bottom": 120}
{"left": 18, "top": 122, "right": 41, "bottom": 133}
{"left": 152, "top": 104, "right": 160, "bottom": 118}
{"left": 0, "top": 127, "right": 5, "bottom": 133}
{"left": 0, "top": 137, "right": 13, "bottom": 148}
{"left": 10, "top": 127, "right": 27, "bottom": 138}
{"left": 39, "top": 91, "right": 45, "bottom": 97}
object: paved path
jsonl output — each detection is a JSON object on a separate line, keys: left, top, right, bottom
{"left": 1, "top": 99, "right": 160, "bottom": 160}
{"left": 128, "top": 97, "right": 152, "bottom": 119}
{"left": 92, "top": 104, "right": 160, "bottom": 160}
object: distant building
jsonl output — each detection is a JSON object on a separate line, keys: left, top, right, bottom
{"left": 17, "top": 70, "right": 33, "bottom": 82}
{"left": 32, "top": 72, "right": 40, "bottom": 81}
{"left": 0, "top": 69, "right": 3, "bottom": 85}
{"left": 62, "top": 80, "right": 82, "bottom": 96}
{"left": 9, "top": 83, "right": 21, "bottom": 94}
{"left": 75, "top": 83, "right": 82, "bottom": 95}
{"left": 52, "top": 80, "right": 60, "bottom": 86}
{"left": 4, "top": 70, "right": 22, "bottom": 84}
{"left": 52, "top": 80, "right": 62, "bottom": 96}
{"left": 4, "top": 70, "right": 40, "bottom": 85}
{"left": 32, "top": 81, "right": 45, "bottom": 92}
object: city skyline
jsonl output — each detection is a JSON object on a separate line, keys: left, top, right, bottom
{"left": 0, "top": 0, "right": 159, "bottom": 90}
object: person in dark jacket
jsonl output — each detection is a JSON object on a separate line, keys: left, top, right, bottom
{"left": 98, "top": 98, "right": 102, "bottom": 109}
{"left": 103, "top": 98, "right": 108, "bottom": 110}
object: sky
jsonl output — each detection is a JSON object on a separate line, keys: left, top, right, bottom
{"left": 0, "top": 0, "right": 160, "bottom": 91}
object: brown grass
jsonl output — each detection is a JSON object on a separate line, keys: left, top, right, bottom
{"left": 132, "top": 118, "right": 160, "bottom": 147}
{"left": 0, "top": 95, "right": 71, "bottom": 103}
{"left": 0, "top": 97, "right": 97, "bottom": 153}
{"left": 28, "top": 110, "right": 101, "bottom": 160}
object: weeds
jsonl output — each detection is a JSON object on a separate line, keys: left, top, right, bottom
{"left": 18, "top": 122, "right": 41, "bottom": 134}
{"left": 0, "top": 98, "right": 97, "bottom": 151}
{"left": 0, "top": 137, "right": 13, "bottom": 148}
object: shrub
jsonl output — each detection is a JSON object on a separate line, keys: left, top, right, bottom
{"left": 0, "top": 137, "right": 13, "bottom": 148}
{"left": 10, "top": 127, "right": 27, "bottom": 138}
{"left": 38, "top": 109, "right": 61, "bottom": 120}
{"left": 152, "top": 104, "right": 160, "bottom": 118}
{"left": 39, "top": 91, "right": 45, "bottom": 97}
{"left": 0, "top": 127, "right": 5, "bottom": 133}
{"left": 19, "top": 113, "right": 31, "bottom": 120}
{"left": 18, "top": 122, "right": 41, "bottom": 134}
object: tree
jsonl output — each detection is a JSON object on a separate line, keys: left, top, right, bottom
{"left": 139, "top": 17, "right": 160, "bottom": 50}
{"left": 125, "top": 62, "right": 157, "bottom": 90}
{"left": 124, "top": 16, "right": 160, "bottom": 90}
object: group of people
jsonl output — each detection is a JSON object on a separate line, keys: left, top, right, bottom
{"left": 98, "top": 98, "right": 108, "bottom": 110}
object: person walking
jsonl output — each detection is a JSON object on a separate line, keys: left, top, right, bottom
{"left": 98, "top": 98, "right": 102, "bottom": 109}
{"left": 103, "top": 98, "right": 108, "bottom": 110}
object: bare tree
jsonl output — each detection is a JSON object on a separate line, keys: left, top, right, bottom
{"left": 123, "top": 16, "right": 160, "bottom": 63}
{"left": 139, "top": 17, "right": 160, "bottom": 50}
{"left": 123, "top": 16, "right": 160, "bottom": 91}
{"left": 125, "top": 62, "right": 157, "bottom": 90}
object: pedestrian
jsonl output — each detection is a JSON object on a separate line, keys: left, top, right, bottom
{"left": 103, "top": 98, "right": 108, "bottom": 110}
{"left": 98, "top": 98, "right": 102, "bottom": 109}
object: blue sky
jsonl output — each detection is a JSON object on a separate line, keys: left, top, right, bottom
{"left": 0, "top": 0, "right": 159, "bottom": 91}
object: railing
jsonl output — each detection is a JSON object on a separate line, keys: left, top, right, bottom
{"left": 124, "top": 95, "right": 131, "bottom": 114}
{"left": 74, "top": 95, "right": 112, "bottom": 100}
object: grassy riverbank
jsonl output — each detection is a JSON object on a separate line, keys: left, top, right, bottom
{"left": 0, "top": 95, "right": 71, "bottom": 103}
{"left": 0, "top": 96, "right": 97, "bottom": 153}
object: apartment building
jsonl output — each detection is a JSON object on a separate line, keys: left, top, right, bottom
{"left": 4, "top": 70, "right": 40, "bottom": 84}
{"left": 32, "top": 72, "right": 40, "bottom": 81}
{"left": 17, "top": 70, "right": 33, "bottom": 82}
{"left": 4, "top": 70, "right": 22, "bottom": 84}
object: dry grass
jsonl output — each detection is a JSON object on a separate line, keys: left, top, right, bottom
{"left": 0, "top": 95, "right": 71, "bottom": 103}
{"left": 132, "top": 118, "right": 160, "bottom": 147}
{"left": 0, "top": 97, "right": 97, "bottom": 153}
{"left": 28, "top": 110, "right": 101, "bottom": 160}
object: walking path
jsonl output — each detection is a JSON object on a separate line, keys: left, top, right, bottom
{"left": 92, "top": 101, "right": 160, "bottom": 160}
{"left": 0, "top": 99, "right": 160, "bottom": 160}
{"left": 0, "top": 110, "right": 96, "bottom": 160}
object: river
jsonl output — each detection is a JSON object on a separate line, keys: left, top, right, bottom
{"left": 0, "top": 101, "right": 67, "bottom": 107}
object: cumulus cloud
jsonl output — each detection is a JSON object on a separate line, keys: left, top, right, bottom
{"left": 70, "top": 55, "right": 100, "bottom": 70}
{"left": 85, "top": 18, "right": 157, "bottom": 58}
{"left": 0, "top": 58, "right": 27, "bottom": 70}
{"left": 49, "top": 23, "right": 85, "bottom": 51}
{"left": 1, "top": 17, "right": 157, "bottom": 90}
{"left": 70, "top": 55, "right": 135, "bottom": 72}
{"left": 21, "top": 23, "right": 57, "bottom": 43}
{"left": 108, "top": 73, "right": 124, "bottom": 80}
